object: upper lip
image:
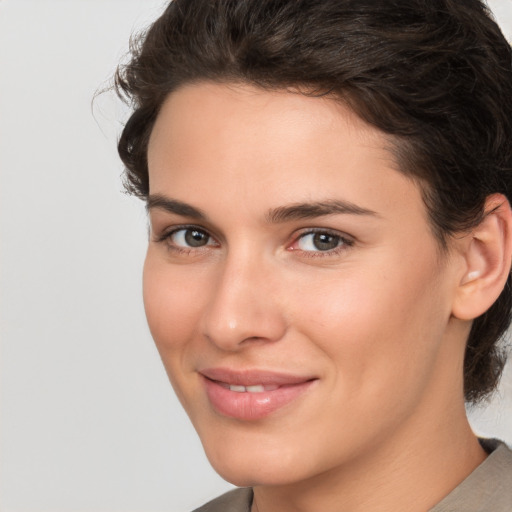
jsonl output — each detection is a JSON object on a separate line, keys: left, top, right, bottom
{"left": 199, "top": 367, "right": 317, "bottom": 387}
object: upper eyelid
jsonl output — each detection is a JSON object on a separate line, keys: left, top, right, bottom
{"left": 296, "top": 227, "right": 347, "bottom": 235}
{"left": 148, "top": 210, "right": 218, "bottom": 234}
{"left": 293, "top": 227, "right": 354, "bottom": 242}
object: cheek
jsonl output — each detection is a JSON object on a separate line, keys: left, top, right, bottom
{"left": 292, "top": 274, "right": 394, "bottom": 386}
{"left": 142, "top": 252, "right": 204, "bottom": 353}
{"left": 290, "top": 253, "right": 449, "bottom": 393}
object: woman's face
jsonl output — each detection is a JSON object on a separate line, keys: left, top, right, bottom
{"left": 144, "top": 82, "right": 465, "bottom": 486}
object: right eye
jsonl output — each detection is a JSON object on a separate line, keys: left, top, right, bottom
{"left": 167, "top": 227, "right": 215, "bottom": 248}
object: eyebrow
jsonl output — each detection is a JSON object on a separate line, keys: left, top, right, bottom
{"left": 265, "top": 200, "right": 378, "bottom": 223}
{"left": 147, "top": 194, "right": 378, "bottom": 223}
{"left": 147, "top": 194, "right": 208, "bottom": 220}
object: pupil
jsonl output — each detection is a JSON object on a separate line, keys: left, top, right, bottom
{"left": 313, "top": 233, "right": 339, "bottom": 251}
{"left": 185, "top": 229, "right": 208, "bottom": 247}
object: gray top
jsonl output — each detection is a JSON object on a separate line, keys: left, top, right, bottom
{"left": 193, "top": 439, "right": 512, "bottom": 512}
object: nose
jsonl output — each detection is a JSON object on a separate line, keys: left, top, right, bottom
{"left": 200, "top": 252, "right": 287, "bottom": 351}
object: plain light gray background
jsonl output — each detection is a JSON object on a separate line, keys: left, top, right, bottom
{"left": 1, "top": 1, "right": 511, "bottom": 511}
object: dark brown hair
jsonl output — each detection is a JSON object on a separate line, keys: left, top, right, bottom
{"left": 116, "top": 0, "right": 512, "bottom": 403}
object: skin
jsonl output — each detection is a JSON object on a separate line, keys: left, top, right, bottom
{"left": 144, "top": 82, "right": 499, "bottom": 512}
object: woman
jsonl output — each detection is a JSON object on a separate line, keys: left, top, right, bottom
{"left": 115, "top": 1, "right": 512, "bottom": 510}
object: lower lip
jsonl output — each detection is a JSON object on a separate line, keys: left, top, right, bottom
{"left": 203, "top": 377, "right": 315, "bottom": 421}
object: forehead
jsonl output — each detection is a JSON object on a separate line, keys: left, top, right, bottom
{"left": 147, "top": 81, "right": 428, "bottom": 229}
{"left": 149, "top": 83, "right": 401, "bottom": 178}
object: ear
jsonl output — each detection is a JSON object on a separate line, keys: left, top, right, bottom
{"left": 452, "top": 194, "right": 512, "bottom": 320}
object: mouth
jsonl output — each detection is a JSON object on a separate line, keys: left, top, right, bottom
{"left": 216, "top": 383, "right": 280, "bottom": 393}
{"left": 199, "top": 368, "right": 317, "bottom": 420}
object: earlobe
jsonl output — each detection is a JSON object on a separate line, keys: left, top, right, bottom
{"left": 452, "top": 194, "right": 512, "bottom": 321}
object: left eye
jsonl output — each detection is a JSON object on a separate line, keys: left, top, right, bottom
{"left": 170, "top": 228, "right": 213, "bottom": 248}
{"left": 296, "top": 232, "right": 345, "bottom": 252}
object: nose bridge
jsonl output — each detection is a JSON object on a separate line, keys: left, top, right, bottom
{"left": 201, "top": 245, "right": 286, "bottom": 350}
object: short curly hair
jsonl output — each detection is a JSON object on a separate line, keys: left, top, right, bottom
{"left": 115, "top": 0, "right": 512, "bottom": 404}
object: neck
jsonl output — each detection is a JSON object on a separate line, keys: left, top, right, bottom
{"left": 252, "top": 415, "right": 485, "bottom": 512}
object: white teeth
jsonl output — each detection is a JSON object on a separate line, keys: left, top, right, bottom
{"left": 227, "top": 384, "right": 278, "bottom": 393}
{"left": 246, "top": 385, "right": 265, "bottom": 393}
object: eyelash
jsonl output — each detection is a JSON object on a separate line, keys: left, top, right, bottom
{"left": 155, "top": 225, "right": 354, "bottom": 258}
{"left": 288, "top": 228, "right": 354, "bottom": 257}
{"left": 155, "top": 225, "right": 218, "bottom": 255}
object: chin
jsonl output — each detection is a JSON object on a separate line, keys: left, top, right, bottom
{"left": 200, "top": 432, "right": 314, "bottom": 487}
{"left": 209, "top": 458, "right": 300, "bottom": 487}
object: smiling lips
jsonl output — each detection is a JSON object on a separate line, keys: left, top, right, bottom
{"left": 200, "top": 368, "right": 316, "bottom": 421}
